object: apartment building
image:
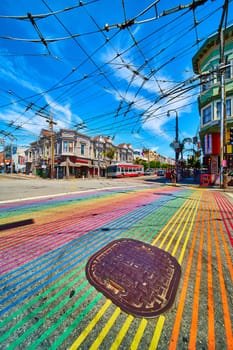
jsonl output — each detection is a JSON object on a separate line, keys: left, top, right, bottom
{"left": 192, "top": 24, "right": 233, "bottom": 176}
{"left": 26, "top": 129, "right": 134, "bottom": 178}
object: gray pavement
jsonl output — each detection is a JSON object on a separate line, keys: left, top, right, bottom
{"left": 1, "top": 173, "right": 233, "bottom": 203}
{"left": 0, "top": 174, "right": 151, "bottom": 202}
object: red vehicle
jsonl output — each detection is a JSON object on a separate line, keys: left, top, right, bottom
{"left": 106, "top": 163, "right": 144, "bottom": 178}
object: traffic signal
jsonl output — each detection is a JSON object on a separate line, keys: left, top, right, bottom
{"left": 230, "top": 127, "right": 233, "bottom": 144}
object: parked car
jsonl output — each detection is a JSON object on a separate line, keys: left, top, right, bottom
{"left": 227, "top": 170, "right": 233, "bottom": 186}
{"left": 144, "top": 169, "right": 155, "bottom": 175}
{"left": 157, "top": 169, "right": 165, "bottom": 176}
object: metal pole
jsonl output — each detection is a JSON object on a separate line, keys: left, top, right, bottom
{"left": 46, "top": 110, "right": 57, "bottom": 179}
{"left": 175, "top": 111, "right": 179, "bottom": 182}
{"left": 219, "top": 61, "right": 226, "bottom": 188}
{"left": 218, "top": 0, "right": 228, "bottom": 188}
{"left": 0, "top": 138, "right": 5, "bottom": 173}
{"left": 98, "top": 137, "right": 100, "bottom": 178}
{"left": 167, "top": 109, "right": 179, "bottom": 182}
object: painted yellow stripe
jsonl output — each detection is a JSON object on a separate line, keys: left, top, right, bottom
{"left": 110, "top": 315, "right": 134, "bottom": 350}
{"left": 153, "top": 192, "right": 197, "bottom": 247}
{"left": 130, "top": 318, "right": 148, "bottom": 350}
{"left": 167, "top": 193, "right": 199, "bottom": 254}
{"left": 69, "top": 299, "right": 111, "bottom": 350}
{"left": 149, "top": 315, "right": 165, "bottom": 350}
{"left": 90, "top": 307, "right": 121, "bottom": 350}
{"left": 168, "top": 201, "right": 202, "bottom": 349}
{"left": 176, "top": 192, "right": 201, "bottom": 264}
{"left": 149, "top": 192, "right": 200, "bottom": 349}
{"left": 155, "top": 202, "right": 188, "bottom": 247}
{"left": 70, "top": 191, "right": 201, "bottom": 350}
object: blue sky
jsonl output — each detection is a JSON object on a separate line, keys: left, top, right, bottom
{"left": 0, "top": 0, "right": 232, "bottom": 159}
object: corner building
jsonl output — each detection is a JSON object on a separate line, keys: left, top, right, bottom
{"left": 192, "top": 24, "right": 233, "bottom": 178}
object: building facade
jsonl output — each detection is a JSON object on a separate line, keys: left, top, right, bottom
{"left": 192, "top": 24, "right": 233, "bottom": 177}
{"left": 26, "top": 129, "right": 134, "bottom": 178}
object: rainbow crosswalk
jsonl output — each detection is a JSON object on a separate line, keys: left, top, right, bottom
{"left": 0, "top": 185, "right": 232, "bottom": 349}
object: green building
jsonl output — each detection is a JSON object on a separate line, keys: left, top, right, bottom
{"left": 192, "top": 24, "right": 233, "bottom": 177}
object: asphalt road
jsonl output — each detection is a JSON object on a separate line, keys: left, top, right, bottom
{"left": 0, "top": 175, "right": 232, "bottom": 349}
{"left": 0, "top": 174, "right": 153, "bottom": 202}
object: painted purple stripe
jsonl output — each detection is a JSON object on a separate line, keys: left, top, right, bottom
{"left": 0, "top": 198, "right": 154, "bottom": 273}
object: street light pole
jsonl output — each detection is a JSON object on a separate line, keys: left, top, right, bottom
{"left": 46, "top": 110, "right": 57, "bottom": 179}
{"left": 218, "top": 2, "right": 228, "bottom": 189}
{"left": 167, "top": 109, "right": 179, "bottom": 181}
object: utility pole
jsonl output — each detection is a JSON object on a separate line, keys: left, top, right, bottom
{"left": 167, "top": 109, "right": 179, "bottom": 182}
{"left": 218, "top": 0, "right": 228, "bottom": 189}
{"left": 46, "top": 110, "right": 57, "bottom": 179}
{"left": 0, "top": 138, "right": 5, "bottom": 173}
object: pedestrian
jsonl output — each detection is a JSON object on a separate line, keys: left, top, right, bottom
{"left": 171, "top": 169, "right": 177, "bottom": 184}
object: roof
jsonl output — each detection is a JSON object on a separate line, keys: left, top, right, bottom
{"left": 192, "top": 23, "right": 233, "bottom": 74}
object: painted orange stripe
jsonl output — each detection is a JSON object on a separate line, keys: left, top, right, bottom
{"left": 207, "top": 196, "right": 215, "bottom": 349}
{"left": 213, "top": 207, "right": 233, "bottom": 348}
{"left": 213, "top": 196, "right": 233, "bottom": 283}
{"left": 168, "top": 205, "right": 202, "bottom": 349}
{"left": 188, "top": 193, "right": 206, "bottom": 349}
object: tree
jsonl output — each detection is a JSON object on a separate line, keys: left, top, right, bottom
{"left": 104, "top": 148, "right": 115, "bottom": 163}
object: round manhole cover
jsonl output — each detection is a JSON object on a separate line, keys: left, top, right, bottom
{"left": 86, "top": 238, "right": 181, "bottom": 318}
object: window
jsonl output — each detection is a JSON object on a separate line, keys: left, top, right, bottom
{"left": 63, "top": 140, "right": 74, "bottom": 153}
{"left": 216, "top": 99, "right": 231, "bottom": 118}
{"left": 81, "top": 143, "right": 85, "bottom": 155}
{"left": 201, "top": 74, "right": 212, "bottom": 92}
{"left": 202, "top": 106, "right": 212, "bottom": 124}
{"left": 225, "top": 60, "right": 232, "bottom": 79}
{"left": 226, "top": 99, "right": 232, "bottom": 117}
{"left": 216, "top": 101, "right": 221, "bottom": 119}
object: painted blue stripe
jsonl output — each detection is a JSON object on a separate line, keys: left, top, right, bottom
{"left": 0, "top": 194, "right": 171, "bottom": 290}
{"left": 0, "top": 192, "right": 173, "bottom": 285}
{"left": 0, "top": 195, "right": 179, "bottom": 314}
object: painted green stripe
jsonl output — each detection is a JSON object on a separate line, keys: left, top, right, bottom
{"left": 1, "top": 263, "right": 86, "bottom": 335}
{"left": 27, "top": 287, "right": 95, "bottom": 350}
{"left": 7, "top": 280, "right": 90, "bottom": 349}
{"left": 2, "top": 188, "right": 190, "bottom": 349}
{"left": 51, "top": 293, "right": 103, "bottom": 349}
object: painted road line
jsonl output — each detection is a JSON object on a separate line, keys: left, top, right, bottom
{"left": 89, "top": 307, "right": 122, "bottom": 350}
{"left": 2, "top": 187, "right": 232, "bottom": 349}
{"left": 0, "top": 187, "right": 175, "bottom": 268}
{"left": 1, "top": 190, "right": 166, "bottom": 273}
{"left": 169, "top": 191, "right": 233, "bottom": 349}
{"left": 69, "top": 190, "right": 199, "bottom": 349}
{"left": 207, "top": 194, "right": 215, "bottom": 349}
{"left": 68, "top": 190, "right": 187, "bottom": 349}
{"left": 149, "top": 191, "right": 201, "bottom": 350}
{"left": 212, "top": 202, "right": 233, "bottom": 348}
{"left": 69, "top": 300, "right": 112, "bottom": 350}
{"left": 151, "top": 191, "right": 195, "bottom": 246}
{"left": 149, "top": 315, "right": 166, "bottom": 350}
{"left": 67, "top": 193, "right": 189, "bottom": 349}
{"left": 0, "top": 189, "right": 182, "bottom": 348}
{"left": 130, "top": 318, "right": 148, "bottom": 350}
{"left": 175, "top": 191, "right": 200, "bottom": 264}
{"left": 168, "top": 208, "right": 202, "bottom": 349}
{"left": 1, "top": 268, "right": 86, "bottom": 342}
{"left": 214, "top": 192, "right": 233, "bottom": 246}
{"left": 109, "top": 315, "right": 134, "bottom": 350}
{"left": 0, "top": 185, "right": 144, "bottom": 204}
{"left": 188, "top": 192, "right": 207, "bottom": 349}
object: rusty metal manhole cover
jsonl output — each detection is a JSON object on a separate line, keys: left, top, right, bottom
{"left": 86, "top": 238, "right": 181, "bottom": 318}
